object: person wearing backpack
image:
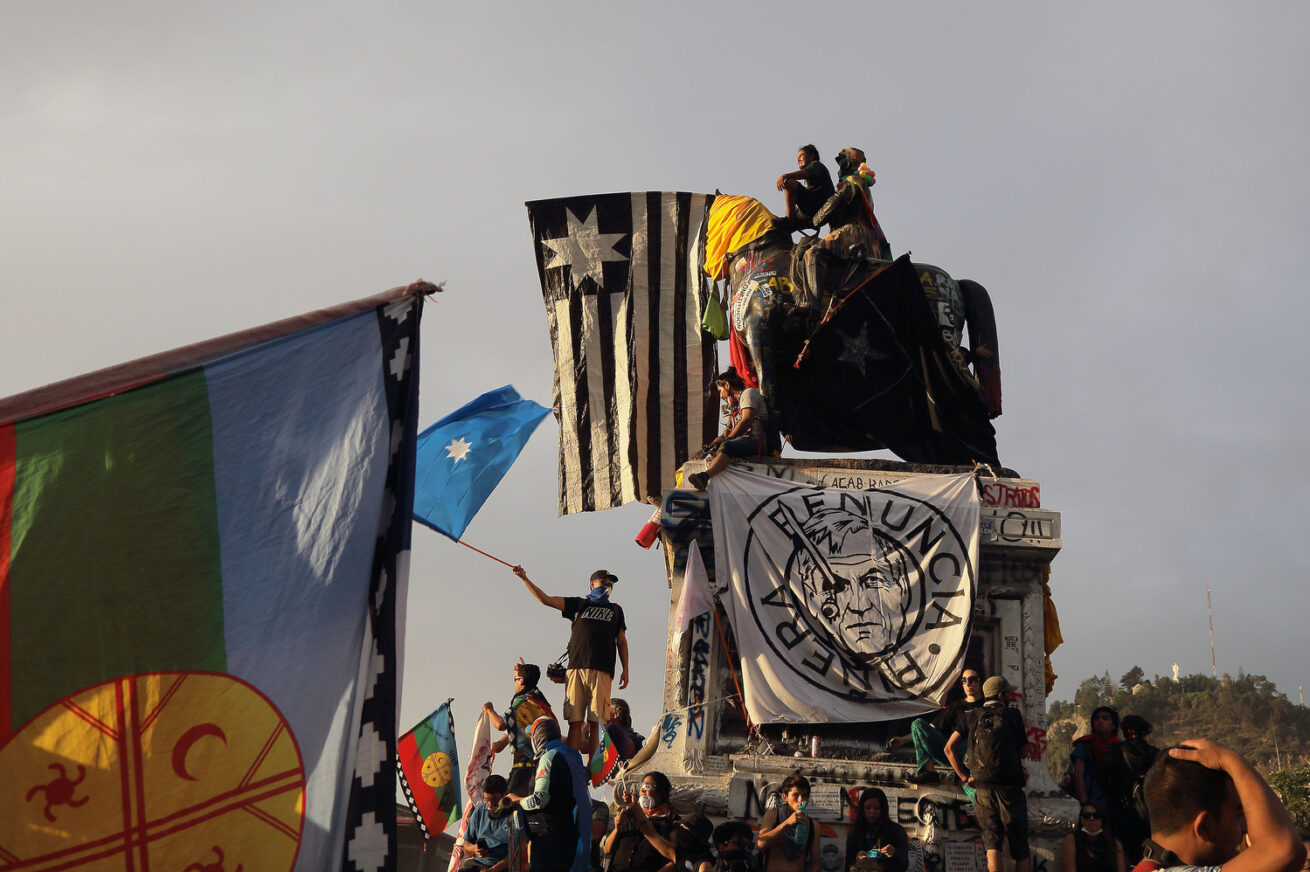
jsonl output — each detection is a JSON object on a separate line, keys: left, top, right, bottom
{"left": 1103, "top": 715, "right": 1159, "bottom": 865}
{"left": 945, "top": 677, "right": 1030, "bottom": 872}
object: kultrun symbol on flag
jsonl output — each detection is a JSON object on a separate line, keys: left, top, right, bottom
{"left": 421, "top": 751, "right": 453, "bottom": 787}
{"left": 1, "top": 670, "right": 306, "bottom": 871}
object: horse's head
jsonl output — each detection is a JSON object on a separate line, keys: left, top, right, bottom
{"left": 703, "top": 195, "right": 781, "bottom": 281}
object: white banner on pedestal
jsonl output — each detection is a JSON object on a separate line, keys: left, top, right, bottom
{"left": 709, "top": 468, "right": 980, "bottom": 723}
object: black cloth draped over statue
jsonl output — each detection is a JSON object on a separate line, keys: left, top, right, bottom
{"left": 773, "top": 255, "right": 1000, "bottom": 465}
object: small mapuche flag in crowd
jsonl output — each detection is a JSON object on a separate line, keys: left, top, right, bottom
{"left": 412, "top": 385, "right": 550, "bottom": 541}
{"left": 589, "top": 722, "right": 620, "bottom": 787}
{"left": 397, "top": 702, "right": 463, "bottom": 840}
{"left": 527, "top": 193, "right": 720, "bottom": 514}
{"left": 0, "top": 286, "right": 427, "bottom": 872}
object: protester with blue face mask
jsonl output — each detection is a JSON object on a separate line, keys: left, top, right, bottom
{"left": 513, "top": 565, "right": 629, "bottom": 755}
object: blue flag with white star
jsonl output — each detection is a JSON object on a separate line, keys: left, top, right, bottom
{"left": 412, "top": 385, "right": 550, "bottom": 540}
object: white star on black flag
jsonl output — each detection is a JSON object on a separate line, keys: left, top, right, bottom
{"left": 527, "top": 192, "right": 718, "bottom": 514}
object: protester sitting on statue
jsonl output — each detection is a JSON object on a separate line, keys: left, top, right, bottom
{"left": 776, "top": 144, "right": 835, "bottom": 228}
{"left": 845, "top": 787, "right": 909, "bottom": 872}
{"left": 605, "top": 771, "right": 682, "bottom": 872}
{"left": 605, "top": 698, "right": 646, "bottom": 762}
{"left": 688, "top": 368, "right": 772, "bottom": 491}
{"left": 944, "top": 677, "right": 1031, "bottom": 872}
{"left": 456, "top": 774, "right": 512, "bottom": 872}
{"left": 1133, "top": 738, "right": 1305, "bottom": 872}
{"left": 500, "top": 716, "right": 591, "bottom": 872}
{"left": 888, "top": 667, "right": 984, "bottom": 789}
{"left": 513, "top": 564, "right": 629, "bottom": 755}
{"left": 1071, "top": 706, "right": 1120, "bottom": 813}
{"left": 1061, "top": 802, "right": 1124, "bottom": 872}
{"left": 800, "top": 148, "right": 891, "bottom": 311}
{"left": 1103, "top": 715, "right": 1160, "bottom": 866}
{"left": 484, "top": 659, "right": 556, "bottom": 797}
{"left": 756, "top": 774, "right": 822, "bottom": 872}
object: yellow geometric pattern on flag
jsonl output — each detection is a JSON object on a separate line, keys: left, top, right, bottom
{"left": 2, "top": 671, "right": 305, "bottom": 871}
{"left": 421, "top": 751, "right": 453, "bottom": 787}
{"left": 514, "top": 698, "right": 551, "bottom": 730}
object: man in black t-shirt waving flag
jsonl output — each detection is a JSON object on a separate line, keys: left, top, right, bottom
{"left": 514, "top": 565, "right": 629, "bottom": 755}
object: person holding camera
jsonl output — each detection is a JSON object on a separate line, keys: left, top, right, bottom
{"left": 456, "top": 775, "right": 512, "bottom": 872}
{"left": 512, "top": 564, "right": 629, "bottom": 755}
{"left": 484, "top": 659, "right": 556, "bottom": 797}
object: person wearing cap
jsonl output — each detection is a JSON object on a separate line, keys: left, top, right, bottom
{"left": 513, "top": 564, "right": 629, "bottom": 754}
{"left": 944, "top": 676, "right": 1031, "bottom": 872}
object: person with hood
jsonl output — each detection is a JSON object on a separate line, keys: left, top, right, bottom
{"left": 513, "top": 564, "right": 629, "bottom": 754}
{"left": 800, "top": 147, "right": 892, "bottom": 307}
{"left": 503, "top": 717, "right": 591, "bottom": 872}
{"left": 845, "top": 787, "right": 909, "bottom": 872}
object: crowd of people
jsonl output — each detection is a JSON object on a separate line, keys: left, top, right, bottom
{"left": 453, "top": 479, "right": 1304, "bottom": 872}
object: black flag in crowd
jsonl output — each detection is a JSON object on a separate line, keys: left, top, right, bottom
{"left": 774, "top": 255, "right": 1000, "bottom": 465}
{"left": 527, "top": 192, "right": 718, "bottom": 514}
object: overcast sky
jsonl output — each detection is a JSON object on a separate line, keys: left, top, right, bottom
{"left": 4, "top": 2, "right": 1309, "bottom": 765}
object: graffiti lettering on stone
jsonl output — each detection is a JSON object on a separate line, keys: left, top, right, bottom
{"left": 981, "top": 481, "right": 1040, "bottom": 508}
{"left": 660, "top": 713, "right": 682, "bottom": 749}
{"left": 686, "top": 613, "right": 712, "bottom": 740}
{"left": 1026, "top": 726, "right": 1048, "bottom": 761}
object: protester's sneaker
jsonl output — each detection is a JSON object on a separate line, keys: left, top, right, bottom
{"left": 688, "top": 472, "right": 709, "bottom": 491}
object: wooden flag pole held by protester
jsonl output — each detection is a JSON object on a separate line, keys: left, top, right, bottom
{"left": 458, "top": 539, "right": 515, "bottom": 568}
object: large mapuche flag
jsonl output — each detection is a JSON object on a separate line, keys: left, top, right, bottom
{"left": 708, "top": 469, "right": 980, "bottom": 724}
{"left": 0, "top": 286, "right": 428, "bottom": 872}
{"left": 527, "top": 193, "right": 718, "bottom": 514}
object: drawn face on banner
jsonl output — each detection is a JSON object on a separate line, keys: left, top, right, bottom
{"left": 795, "top": 509, "right": 911, "bottom": 661}
{"left": 734, "top": 483, "right": 976, "bottom": 703}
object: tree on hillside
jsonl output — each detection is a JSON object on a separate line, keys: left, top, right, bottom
{"left": 1268, "top": 767, "right": 1310, "bottom": 834}
{"left": 1121, "top": 665, "right": 1145, "bottom": 690}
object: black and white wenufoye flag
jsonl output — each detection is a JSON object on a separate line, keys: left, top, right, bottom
{"left": 709, "top": 468, "right": 980, "bottom": 723}
{"left": 527, "top": 192, "right": 718, "bottom": 514}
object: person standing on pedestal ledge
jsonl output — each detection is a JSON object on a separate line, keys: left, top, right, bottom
{"left": 512, "top": 564, "right": 629, "bottom": 755}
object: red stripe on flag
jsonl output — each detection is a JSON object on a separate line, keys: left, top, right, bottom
{"left": 0, "top": 423, "right": 13, "bottom": 741}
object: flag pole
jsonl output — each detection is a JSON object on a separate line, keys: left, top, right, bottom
{"left": 709, "top": 603, "right": 752, "bottom": 730}
{"left": 458, "top": 539, "right": 516, "bottom": 568}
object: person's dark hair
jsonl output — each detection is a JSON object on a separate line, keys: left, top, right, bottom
{"left": 713, "top": 820, "right": 754, "bottom": 849}
{"left": 590, "top": 569, "right": 618, "bottom": 586}
{"left": 482, "top": 773, "right": 508, "bottom": 794}
{"left": 798, "top": 144, "right": 819, "bottom": 162}
{"left": 779, "top": 774, "right": 811, "bottom": 798}
{"left": 715, "top": 367, "right": 746, "bottom": 393}
{"left": 1090, "top": 706, "right": 1120, "bottom": 735}
{"left": 643, "top": 771, "right": 672, "bottom": 804}
{"left": 851, "top": 787, "right": 892, "bottom": 846}
{"left": 608, "top": 698, "right": 633, "bottom": 728}
{"left": 516, "top": 662, "right": 541, "bottom": 690}
{"left": 1121, "top": 714, "right": 1152, "bottom": 738}
{"left": 1142, "top": 746, "right": 1233, "bottom": 836}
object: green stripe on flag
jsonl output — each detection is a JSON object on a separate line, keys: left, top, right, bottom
{"left": 8, "top": 371, "right": 226, "bottom": 727}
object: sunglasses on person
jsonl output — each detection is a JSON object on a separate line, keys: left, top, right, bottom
{"left": 1081, "top": 811, "right": 1102, "bottom": 820}
{"left": 962, "top": 675, "right": 980, "bottom": 683}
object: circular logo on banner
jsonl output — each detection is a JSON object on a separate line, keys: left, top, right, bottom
{"left": 741, "top": 485, "right": 975, "bottom": 701}
{"left": 421, "top": 751, "right": 453, "bottom": 787}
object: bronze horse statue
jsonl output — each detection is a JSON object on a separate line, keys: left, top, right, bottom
{"left": 702, "top": 195, "right": 1002, "bottom": 463}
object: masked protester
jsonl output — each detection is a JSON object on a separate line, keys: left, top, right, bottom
{"left": 503, "top": 717, "right": 591, "bottom": 872}
{"left": 605, "top": 772, "right": 681, "bottom": 872}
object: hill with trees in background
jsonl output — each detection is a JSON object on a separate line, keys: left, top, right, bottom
{"left": 1045, "top": 667, "right": 1310, "bottom": 831}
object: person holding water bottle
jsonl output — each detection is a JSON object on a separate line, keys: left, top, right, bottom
{"left": 757, "top": 775, "right": 821, "bottom": 872}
